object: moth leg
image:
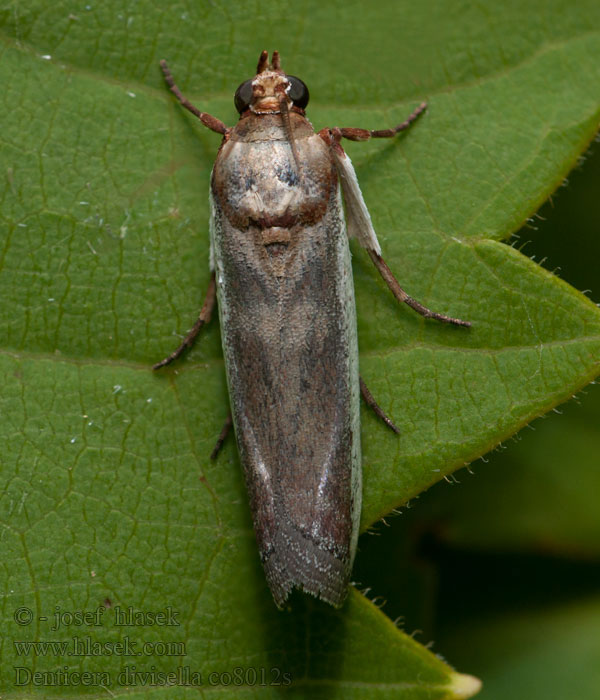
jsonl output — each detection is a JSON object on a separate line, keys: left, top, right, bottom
{"left": 153, "top": 271, "right": 217, "bottom": 370}
{"left": 323, "top": 122, "right": 471, "bottom": 328}
{"left": 336, "top": 102, "right": 427, "bottom": 142}
{"left": 210, "top": 414, "right": 233, "bottom": 460}
{"left": 160, "top": 60, "right": 230, "bottom": 135}
{"left": 367, "top": 251, "right": 471, "bottom": 327}
{"left": 360, "top": 377, "right": 400, "bottom": 434}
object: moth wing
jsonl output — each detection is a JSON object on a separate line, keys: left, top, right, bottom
{"left": 331, "top": 146, "right": 382, "bottom": 255}
{"left": 210, "top": 197, "right": 360, "bottom": 609}
{"left": 210, "top": 128, "right": 362, "bottom": 609}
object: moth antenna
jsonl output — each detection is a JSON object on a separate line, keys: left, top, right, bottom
{"left": 271, "top": 51, "right": 281, "bottom": 71}
{"left": 279, "top": 95, "right": 303, "bottom": 183}
{"left": 256, "top": 50, "right": 269, "bottom": 74}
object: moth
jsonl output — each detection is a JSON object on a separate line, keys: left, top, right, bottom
{"left": 155, "top": 51, "right": 470, "bottom": 608}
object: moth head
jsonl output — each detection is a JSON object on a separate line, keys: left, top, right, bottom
{"left": 234, "top": 50, "right": 309, "bottom": 115}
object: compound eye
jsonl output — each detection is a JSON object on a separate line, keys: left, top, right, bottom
{"left": 234, "top": 79, "right": 253, "bottom": 113}
{"left": 287, "top": 75, "right": 309, "bottom": 109}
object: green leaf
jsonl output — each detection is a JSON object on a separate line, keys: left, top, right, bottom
{"left": 363, "top": 143, "right": 600, "bottom": 561}
{"left": 1, "top": 1, "right": 600, "bottom": 697}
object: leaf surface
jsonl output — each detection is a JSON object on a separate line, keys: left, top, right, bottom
{"left": 1, "top": 1, "right": 600, "bottom": 697}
